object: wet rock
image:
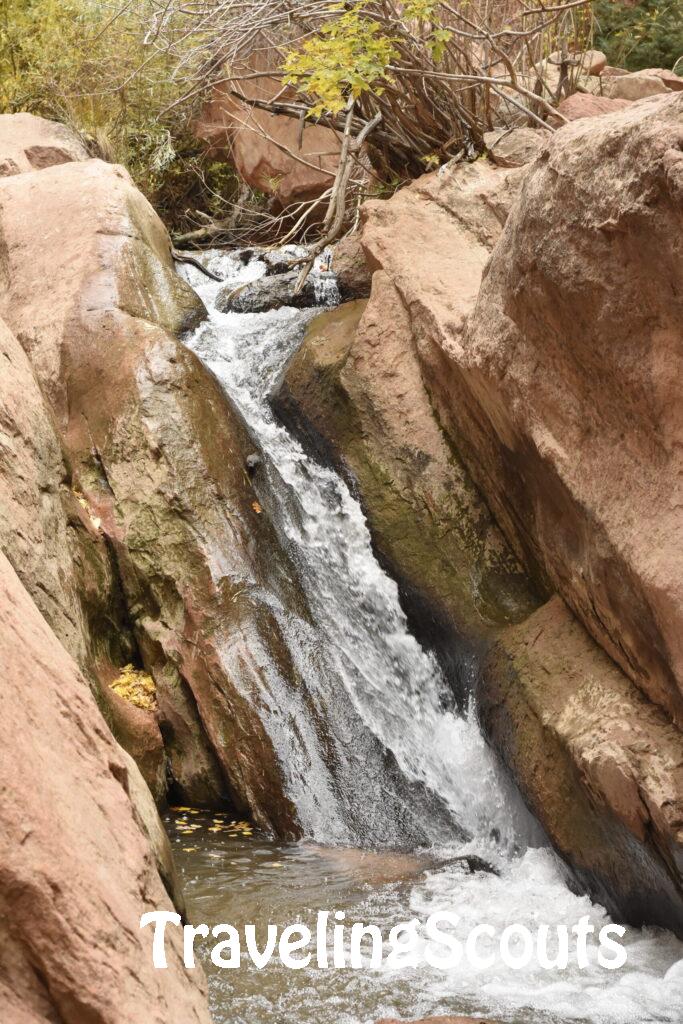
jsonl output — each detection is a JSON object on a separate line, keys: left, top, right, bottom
{"left": 0, "top": 550, "right": 211, "bottom": 1024}
{"left": 216, "top": 270, "right": 319, "bottom": 313}
{"left": 0, "top": 117, "right": 312, "bottom": 833}
{"left": 446, "top": 854, "right": 499, "bottom": 875}
{"left": 263, "top": 251, "right": 297, "bottom": 276}
{"left": 246, "top": 452, "right": 262, "bottom": 474}
{"left": 484, "top": 127, "right": 545, "bottom": 168}
{"left": 276, "top": 166, "right": 541, "bottom": 693}
{"left": 480, "top": 597, "right": 683, "bottom": 936}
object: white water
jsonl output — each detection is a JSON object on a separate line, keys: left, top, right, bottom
{"left": 180, "top": 250, "right": 683, "bottom": 1023}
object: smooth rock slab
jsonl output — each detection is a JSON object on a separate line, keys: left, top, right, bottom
{"left": 0, "top": 550, "right": 211, "bottom": 1024}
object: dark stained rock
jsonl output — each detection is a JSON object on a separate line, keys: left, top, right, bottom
{"left": 216, "top": 270, "right": 320, "bottom": 313}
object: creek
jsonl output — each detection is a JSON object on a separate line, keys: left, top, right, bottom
{"left": 176, "top": 251, "right": 682, "bottom": 1024}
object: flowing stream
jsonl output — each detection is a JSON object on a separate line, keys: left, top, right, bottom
{"left": 176, "top": 250, "right": 683, "bottom": 1024}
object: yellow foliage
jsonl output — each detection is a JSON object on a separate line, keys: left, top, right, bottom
{"left": 282, "top": 2, "right": 399, "bottom": 117}
{"left": 111, "top": 664, "right": 157, "bottom": 711}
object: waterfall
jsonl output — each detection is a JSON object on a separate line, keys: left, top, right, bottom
{"left": 178, "top": 250, "right": 682, "bottom": 1024}
{"left": 180, "top": 248, "right": 524, "bottom": 854}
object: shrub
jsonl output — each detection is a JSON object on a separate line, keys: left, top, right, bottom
{"left": 0, "top": 0, "right": 239, "bottom": 232}
{"left": 594, "top": 0, "right": 683, "bottom": 72}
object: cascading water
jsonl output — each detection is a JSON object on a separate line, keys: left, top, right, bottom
{"left": 176, "top": 250, "right": 683, "bottom": 1024}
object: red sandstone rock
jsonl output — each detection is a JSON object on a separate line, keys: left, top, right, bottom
{"left": 0, "top": 550, "right": 211, "bottom": 1024}
{"left": 196, "top": 44, "right": 340, "bottom": 209}
{"left": 484, "top": 127, "right": 546, "bottom": 167}
{"left": 481, "top": 597, "right": 683, "bottom": 933}
{"left": 0, "top": 117, "right": 313, "bottom": 832}
{"left": 637, "top": 68, "right": 683, "bottom": 92}
{"left": 0, "top": 111, "right": 87, "bottom": 173}
{"left": 551, "top": 92, "right": 631, "bottom": 125}
{"left": 460, "top": 93, "right": 683, "bottom": 728}
{"left": 351, "top": 95, "right": 683, "bottom": 930}
{"left": 100, "top": 685, "right": 168, "bottom": 804}
{"left": 583, "top": 49, "right": 607, "bottom": 76}
{"left": 364, "top": 94, "right": 683, "bottom": 728}
{"left": 603, "top": 71, "right": 670, "bottom": 100}
{"left": 332, "top": 233, "right": 373, "bottom": 299}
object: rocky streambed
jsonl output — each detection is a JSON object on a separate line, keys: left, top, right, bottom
{"left": 1, "top": 96, "right": 683, "bottom": 1024}
{"left": 167, "top": 244, "right": 683, "bottom": 1024}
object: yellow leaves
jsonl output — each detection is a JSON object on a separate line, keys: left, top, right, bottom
{"left": 72, "top": 489, "right": 102, "bottom": 532}
{"left": 282, "top": 1, "right": 399, "bottom": 117}
{"left": 421, "top": 153, "right": 440, "bottom": 168}
{"left": 110, "top": 664, "right": 157, "bottom": 711}
{"left": 170, "top": 808, "right": 255, "bottom": 840}
{"left": 251, "top": 501, "right": 263, "bottom": 515}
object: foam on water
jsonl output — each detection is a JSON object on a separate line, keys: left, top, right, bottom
{"left": 179, "top": 249, "right": 683, "bottom": 1023}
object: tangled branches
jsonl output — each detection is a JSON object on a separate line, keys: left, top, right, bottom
{"left": 123, "top": 0, "right": 595, "bottom": 254}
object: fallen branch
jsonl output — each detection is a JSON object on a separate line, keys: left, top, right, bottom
{"left": 171, "top": 248, "right": 222, "bottom": 280}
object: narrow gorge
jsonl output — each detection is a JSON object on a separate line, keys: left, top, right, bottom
{"left": 1, "top": 48, "right": 682, "bottom": 1024}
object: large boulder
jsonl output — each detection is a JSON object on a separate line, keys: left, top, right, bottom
{"left": 361, "top": 94, "right": 683, "bottom": 729}
{"left": 549, "top": 92, "right": 631, "bottom": 125}
{"left": 640, "top": 68, "right": 683, "bottom": 92}
{"left": 195, "top": 43, "right": 340, "bottom": 209}
{"left": 456, "top": 93, "right": 683, "bottom": 729}
{"left": 603, "top": 71, "right": 670, "bottom": 100}
{"left": 480, "top": 597, "right": 683, "bottom": 934}
{"left": 0, "top": 550, "right": 211, "bottom": 1024}
{"left": 484, "top": 127, "right": 546, "bottom": 168}
{"left": 0, "top": 303, "right": 142, "bottom": 743}
{"left": 0, "top": 111, "right": 87, "bottom": 175}
{"left": 0, "top": 118, "right": 312, "bottom": 834}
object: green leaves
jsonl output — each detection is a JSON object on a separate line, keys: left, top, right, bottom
{"left": 594, "top": 0, "right": 683, "bottom": 73}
